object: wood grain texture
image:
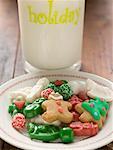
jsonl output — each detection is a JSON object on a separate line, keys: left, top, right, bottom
{"left": 82, "top": 0, "right": 113, "bottom": 81}
{"left": 0, "top": 0, "right": 20, "bottom": 149}
{"left": 0, "top": 0, "right": 113, "bottom": 149}
{"left": 2, "top": 143, "right": 21, "bottom": 150}
{"left": 107, "top": 143, "right": 113, "bottom": 150}
{"left": 0, "top": 140, "right": 3, "bottom": 150}
{"left": 0, "top": 0, "right": 19, "bottom": 84}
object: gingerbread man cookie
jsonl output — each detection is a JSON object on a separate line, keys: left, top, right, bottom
{"left": 75, "top": 97, "right": 109, "bottom": 129}
{"left": 41, "top": 99, "right": 73, "bottom": 123}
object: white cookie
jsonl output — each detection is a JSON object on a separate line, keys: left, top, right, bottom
{"left": 48, "top": 92, "right": 63, "bottom": 100}
{"left": 86, "top": 79, "right": 113, "bottom": 102}
{"left": 10, "top": 87, "right": 32, "bottom": 102}
{"left": 30, "top": 115, "right": 61, "bottom": 126}
{"left": 26, "top": 85, "right": 43, "bottom": 103}
{"left": 26, "top": 78, "right": 49, "bottom": 102}
{"left": 68, "top": 80, "right": 86, "bottom": 95}
{"left": 37, "top": 78, "right": 49, "bottom": 88}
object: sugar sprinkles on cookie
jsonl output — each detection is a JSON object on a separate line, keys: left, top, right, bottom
{"left": 8, "top": 77, "right": 113, "bottom": 143}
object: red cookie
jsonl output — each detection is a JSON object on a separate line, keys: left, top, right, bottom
{"left": 12, "top": 113, "right": 26, "bottom": 130}
{"left": 41, "top": 88, "right": 54, "bottom": 99}
{"left": 71, "top": 111, "right": 80, "bottom": 121}
{"left": 69, "top": 95, "right": 83, "bottom": 110}
{"left": 69, "top": 122, "right": 99, "bottom": 136}
{"left": 77, "top": 91, "right": 89, "bottom": 101}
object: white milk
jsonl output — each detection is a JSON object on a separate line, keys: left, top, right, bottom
{"left": 18, "top": 0, "right": 85, "bottom": 70}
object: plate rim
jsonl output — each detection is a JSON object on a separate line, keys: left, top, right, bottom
{"left": 0, "top": 71, "right": 113, "bottom": 150}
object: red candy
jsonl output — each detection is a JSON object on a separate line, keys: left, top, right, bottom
{"left": 69, "top": 95, "right": 83, "bottom": 110}
{"left": 41, "top": 88, "right": 54, "bottom": 99}
{"left": 69, "top": 122, "right": 99, "bottom": 136}
{"left": 14, "top": 100, "right": 25, "bottom": 109}
{"left": 12, "top": 113, "right": 26, "bottom": 130}
{"left": 54, "top": 80, "right": 63, "bottom": 86}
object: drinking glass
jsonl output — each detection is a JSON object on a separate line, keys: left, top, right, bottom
{"left": 18, "top": 0, "right": 85, "bottom": 72}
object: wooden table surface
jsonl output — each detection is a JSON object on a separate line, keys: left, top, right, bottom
{"left": 0, "top": 0, "right": 113, "bottom": 149}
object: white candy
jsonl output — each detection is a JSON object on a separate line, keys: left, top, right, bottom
{"left": 30, "top": 115, "right": 61, "bottom": 126}
{"left": 26, "top": 78, "right": 49, "bottom": 103}
{"left": 21, "top": 87, "right": 32, "bottom": 94}
{"left": 86, "top": 79, "right": 113, "bottom": 102}
{"left": 10, "top": 78, "right": 49, "bottom": 103}
{"left": 10, "top": 87, "right": 32, "bottom": 102}
{"left": 48, "top": 92, "right": 63, "bottom": 100}
{"left": 37, "top": 78, "right": 49, "bottom": 88}
{"left": 68, "top": 80, "right": 86, "bottom": 95}
{"left": 26, "top": 85, "right": 43, "bottom": 102}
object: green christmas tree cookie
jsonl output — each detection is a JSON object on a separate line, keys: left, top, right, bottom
{"left": 75, "top": 97, "right": 110, "bottom": 129}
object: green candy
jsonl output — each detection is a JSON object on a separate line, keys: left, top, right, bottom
{"left": 37, "top": 125, "right": 48, "bottom": 133}
{"left": 25, "top": 101, "right": 31, "bottom": 106}
{"left": 12, "top": 109, "right": 19, "bottom": 116}
{"left": 59, "top": 84, "right": 73, "bottom": 100}
{"left": 59, "top": 127, "right": 74, "bottom": 143}
{"left": 27, "top": 123, "right": 60, "bottom": 142}
{"left": 61, "top": 80, "right": 68, "bottom": 84}
{"left": 23, "top": 104, "right": 42, "bottom": 119}
{"left": 33, "top": 97, "right": 46, "bottom": 105}
{"left": 9, "top": 98, "right": 46, "bottom": 118}
{"left": 27, "top": 122, "right": 36, "bottom": 133}
{"left": 8, "top": 103, "right": 23, "bottom": 116}
{"left": 82, "top": 97, "right": 110, "bottom": 121}
{"left": 30, "top": 132, "right": 59, "bottom": 142}
{"left": 8, "top": 104, "right": 16, "bottom": 115}
{"left": 45, "top": 82, "right": 72, "bottom": 100}
{"left": 45, "top": 83, "right": 59, "bottom": 92}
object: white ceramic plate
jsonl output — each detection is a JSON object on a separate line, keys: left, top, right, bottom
{"left": 0, "top": 70, "right": 113, "bottom": 150}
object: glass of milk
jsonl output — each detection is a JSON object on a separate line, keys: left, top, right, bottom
{"left": 18, "top": 0, "right": 85, "bottom": 72}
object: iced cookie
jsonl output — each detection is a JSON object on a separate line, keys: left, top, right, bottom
{"left": 45, "top": 83, "right": 59, "bottom": 93}
{"left": 37, "top": 78, "right": 50, "bottom": 88}
{"left": 12, "top": 113, "right": 26, "bottom": 130}
{"left": 69, "top": 122, "right": 99, "bottom": 136}
{"left": 77, "top": 91, "right": 89, "bottom": 101}
{"left": 75, "top": 97, "right": 110, "bottom": 128}
{"left": 41, "top": 88, "right": 54, "bottom": 99}
{"left": 69, "top": 95, "right": 83, "bottom": 110}
{"left": 71, "top": 111, "right": 80, "bottom": 121}
{"left": 41, "top": 99, "right": 73, "bottom": 123}
{"left": 68, "top": 80, "right": 86, "bottom": 95}
{"left": 30, "top": 115, "right": 61, "bottom": 126}
{"left": 10, "top": 87, "right": 32, "bottom": 102}
{"left": 48, "top": 92, "right": 63, "bottom": 100}
{"left": 54, "top": 80, "right": 65, "bottom": 86}
{"left": 59, "top": 83, "right": 73, "bottom": 100}
{"left": 86, "top": 79, "right": 113, "bottom": 102}
{"left": 26, "top": 78, "right": 49, "bottom": 103}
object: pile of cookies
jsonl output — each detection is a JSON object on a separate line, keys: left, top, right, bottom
{"left": 8, "top": 78, "right": 113, "bottom": 143}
